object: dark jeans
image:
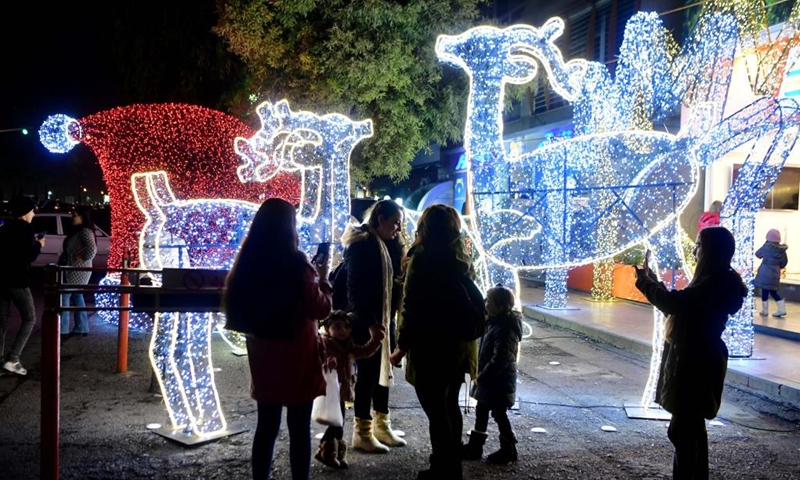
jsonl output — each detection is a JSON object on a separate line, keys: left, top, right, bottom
{"left": 414, "top": 376, "right": 464, "bottom": 476}
{"left": 0, "top": 287, "right": 37, "bottom": 363}
{"left": 252, "top": 402, "right": 313, "bottom": 480}
{"left": 761, "top": 289, "right": 782, "bottom": 302}
{"left": 354, "top": 347, "right": 389, "bottom": 419}
{"left": 474, "top": 402, "right": 515, "bottom": 440}
{"left": 667, "top": 412, "right": 708, "bottom": 480}
{"left": 321, "top": 401, "right": 347, "bottom": 441}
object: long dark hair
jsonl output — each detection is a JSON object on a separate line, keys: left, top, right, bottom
{"left": 691, "top": 226, "right": 746, "bottom": 294}
{"left": 405, "top": 204, "right": 473, "bottom": 277}
{"left": 223, "top": 198, "right": 307, "bottom": 339}
{"left": 69, "top": 205, "right": 95, "bottom": 235}
{"left": 364, "top": 198, "right": 407, "bottom": 273}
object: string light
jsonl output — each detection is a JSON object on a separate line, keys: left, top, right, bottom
{"left": 235, "top": 100, "right": 373, "bottom": 257}
{"left": 436, "top": 10, "right": 800, "bottom": 409}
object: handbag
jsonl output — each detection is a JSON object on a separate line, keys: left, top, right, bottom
{"left": 311, "top": 368, "right": 343, "bottom": 427}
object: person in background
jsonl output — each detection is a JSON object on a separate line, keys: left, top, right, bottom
{"left": 59, "top": 205, "right": 97, "bottom": 337}
{"left": 462, "top": 284, "right": 523, "bottom": 465}
{"left": 697, "top": 200, "right": 722, "bottom": 232}
{"left": 341, "top": 199, "right": 407, "bottom": 453}
{"left": 754, "top": 228, "right": 789, "bottom": 318}
{"left": 223, "top": 198, "right": 332, "bottom": 480}
{"left": 315, "top": 310, "right": 385, "bottom": 469}
{"left": 390, "top": 204, "right": 479, "bottom": 480}
{"left": 0, "top": 196, "right": 45, "bottom": 376}
{"left": 635, "top": 226, "right": 747, "bottom": 480}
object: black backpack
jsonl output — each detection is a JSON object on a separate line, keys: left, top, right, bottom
{"left": 452, "top": 274, "right": 488, "bottom": 341}
{"left": 329, "top": 259, "right": 349, "bottom": 310}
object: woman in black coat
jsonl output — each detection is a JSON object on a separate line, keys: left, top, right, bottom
{"left": 635, "top": 226, "right": 747, "bottom": 479}
{"left": 340, "top": 199, "right": 407, "bottom": 453}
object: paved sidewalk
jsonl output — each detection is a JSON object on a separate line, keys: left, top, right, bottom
{"left": 519, "top": 283, "right": 800, "bottom": 409}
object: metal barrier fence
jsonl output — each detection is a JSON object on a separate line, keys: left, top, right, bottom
{"left": 39, "top": 264, "right": 225, "bottom": 480}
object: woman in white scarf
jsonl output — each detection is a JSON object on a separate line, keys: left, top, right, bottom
{"left": 340, "top": 199, "right": 407, "bottom": 454}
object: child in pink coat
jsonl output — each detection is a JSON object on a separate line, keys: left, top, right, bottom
{"left": 315, "top": 310, "right": 384, "bottom": 469}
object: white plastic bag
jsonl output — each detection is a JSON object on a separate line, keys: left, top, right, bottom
{"left": 311, "top": 368, "right": 343, "bottom": 427}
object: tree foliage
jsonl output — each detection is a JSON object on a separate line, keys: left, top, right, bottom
{"left": 105, "top": 1, "right": 248, "bottom": 110}
{"left": 213, "top": 0, "right": 484, "bottom": 182}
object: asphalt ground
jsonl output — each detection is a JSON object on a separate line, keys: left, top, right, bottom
{"left": 1, "top": 285, "right": 799, "bottom": 479}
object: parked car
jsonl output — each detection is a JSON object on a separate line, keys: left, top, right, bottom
{"left": 29, "top": 212, "right": 110, "bottom": 270}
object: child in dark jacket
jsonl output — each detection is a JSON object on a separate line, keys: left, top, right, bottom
{"left": 315, "top": 310, "right": 384, "bottom": 469}
{"left": 463, "top": 284, "right": 523, "bottom": 464}
{"left": 754, "top": 228, "right": 789, "bottom": 317}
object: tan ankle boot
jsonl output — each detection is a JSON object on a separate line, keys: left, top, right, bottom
{"left": 314, "top": 440, "right": 340, "bottom": 468}
{"left": 352, "top": 417, "right": 389, "bottom": 453}
{"left": 372, "top": 410, "right": 407, "bottom": 447}
{"left": 336, "top": 439, "right": 349, "bottom": 469}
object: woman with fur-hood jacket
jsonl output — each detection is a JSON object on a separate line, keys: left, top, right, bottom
{"left": 635, "top": 226, "right": 747, "bottom": 480}
{"left": 340, "top": 199, "right": 407, "bottom": 453}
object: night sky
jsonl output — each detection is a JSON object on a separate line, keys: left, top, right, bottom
{"left": 1, "top": 5, "right": 134, "bottom": 202}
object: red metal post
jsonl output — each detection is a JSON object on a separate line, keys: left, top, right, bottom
{"left": 41, "top": 266, "right": 60, "bottom": 480}
{"left": 117, "top": 254, "right": 130, "bottom": 374}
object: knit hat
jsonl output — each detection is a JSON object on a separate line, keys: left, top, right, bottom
{"left": 9, "top": 196, "right": 35, "bottom": 218}
{"left": 766, "top": 228, "right": 781, "bottom": 243}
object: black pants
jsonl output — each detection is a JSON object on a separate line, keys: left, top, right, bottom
{"left": 761, "top": 289, "right": 782, "bottom": 301}
{"left": 474, "top": 402, "right": 515, "bottom": 440}
{"left": 414, "top": 376, "right": 464, "bottom": 477}
{"left": 667, "top": 412, "right": 708, "bottom": 480}
{"left": 252, "top": 402, "right": 312, "bottom": 480}
{"left": 321, "top": 401, "right": 347, "bottom": 441}
{"left": 354, "top": 347, "right": 389, "bottom": 419}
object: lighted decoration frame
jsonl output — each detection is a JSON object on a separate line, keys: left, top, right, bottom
{"left": 38, "top": 103, "right": 302, "bottom": 330}
{"left": 40, "top": 101, "right": 373, "bottom": 439}
{"left": 437, "top": 12, "right": 800, "bottom": 410}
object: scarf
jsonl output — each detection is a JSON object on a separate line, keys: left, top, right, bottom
{"left": 367, "top": 225, "right": 394, "bottom": 388}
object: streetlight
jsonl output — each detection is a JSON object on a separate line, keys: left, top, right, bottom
{"left": 0, "top": 127, "right": 28, "bottom": 135}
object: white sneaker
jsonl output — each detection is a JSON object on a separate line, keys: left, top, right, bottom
{"left": 2, "top": 361, "right": 27, "bottom": 376}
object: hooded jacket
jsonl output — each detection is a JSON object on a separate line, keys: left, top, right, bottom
{"left": 470, "top": 310, "right": 523, "bottom": 409}
{"left": 753, "top": 241, "right": 788, "bottom": 292}
{"left": 635, "top": 266, "right": 746, "bottom": 418}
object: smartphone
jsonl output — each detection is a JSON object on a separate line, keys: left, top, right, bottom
{"left": 313, "top": 242, "right": 331, "bottom": 265}
{"left": 36, "top": 231, "right": 46, "bottom": 239}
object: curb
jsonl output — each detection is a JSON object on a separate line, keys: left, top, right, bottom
{"left": 522, "top": 304, "right": 800, "bottom": 410}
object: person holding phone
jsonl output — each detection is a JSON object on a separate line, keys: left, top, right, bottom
{"left": 634, "top": 226, "right": 747, "bottom": 479}
{"left": 0, "top": 196, "right": 44, "bottom": 375}
{"left": 223, "top": 198, "right": 332, "bottom": 480}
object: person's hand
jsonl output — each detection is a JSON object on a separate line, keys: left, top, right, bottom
{"left": 326, "top": 357, "right": 337, "bottom": 370}
{"left": 368, "top": 324, "right": 386, "bottom": 342}
{"left": 36, "top": 237, "right": 46, "bottom": 248}
{"left": 314, "top": 253, "right": 330, "bottom": 281}
{"left": 389, "top": 348, "right": 405, "bottom": 368}
{"left": 634, "top": 250, "right": 655, "bottom": 280}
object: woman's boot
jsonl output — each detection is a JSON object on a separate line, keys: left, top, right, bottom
{"left": 773, "top": 299, "right": 787, "bottom": 317}
{"left": 461, "top": 430, "right": 488, "bottom": 460}
{"left": 314, "top": 440, "right": 340, "bottom": 468}
{"left": 372, "top": 410, "right": 407, "bottom": 446}
{"left": 335, "top": 439, "right": 349, "bottom": 469}
{"left": 486, "top": 434, "right": 518, "bottom": 464}
{"left": 352, "top": 417, "right": 390, "bottom": 453}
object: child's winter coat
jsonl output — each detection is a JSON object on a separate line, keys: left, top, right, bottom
{"left": 754, "top": 241, "right": 788, "bottom": 292}
{"left": 470, "top": 310, "right": 524, "bottom": 409}
{"left": 320, "top": 334, "right": 381, "bottom": 402}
